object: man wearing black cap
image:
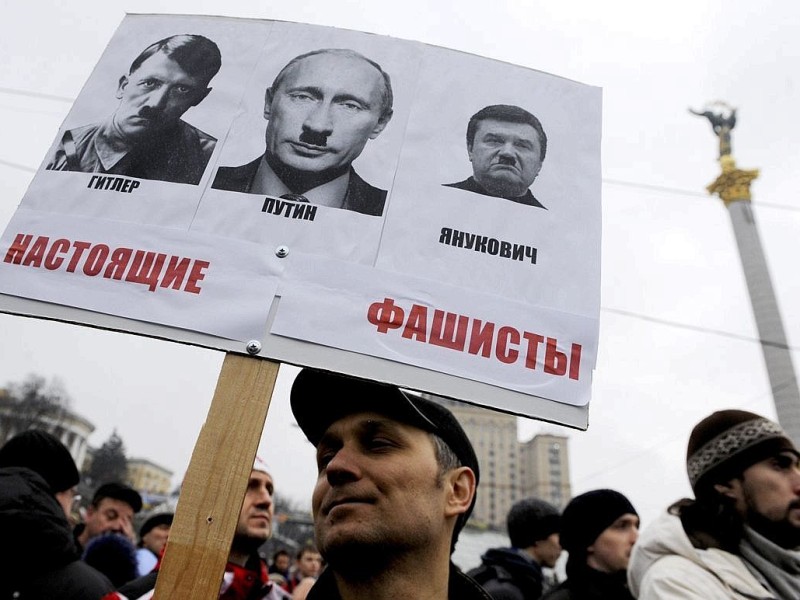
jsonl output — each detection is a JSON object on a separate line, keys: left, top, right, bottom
{"left": 468, "top": 497, "right": 562, "bottom": 600}
{"left": 75, "top": 481, "right": 143, "bottom": 552}
{"left": 0, "top": 430, "right": 114, "bottom": 598}
{"left": 542, "top": 489, "right": 639, "bottom": 600}
{"left": 135, "top": 512, "right": 174, "bottom": 576}
{"left": 290, "top": 368, "right": 491, "bottom": 600}
{"left": 629, "top": 409, "right": 800, "bottom": 599}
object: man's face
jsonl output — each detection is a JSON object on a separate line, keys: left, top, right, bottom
{"left": 235, "top": 469, "right": 275, "bottom": 545}
{"left": 264, "top": 53, "right": 391, "bottom": 176}
{"left": 532, "top": 532, "right": 562, "bottom": 568}
{"left": 587, "top": 513, "right": 639, "bottom": 573}
{"left": 113, "top": 51, "right": 211, "bottom": 141}
{"left": 468, "top": 119, "right": 543, "bottom": 198}
{"left": 296, "top": 550, "right": 323, "bottom": 578}
{"left": 312, "top": 412, "right": 455, "bottom": 563}
{"left": 727, "top": 452, "right": 800, "bottom": 546}
{"left": 274, "top": 553, "right": 290, "bottom": 572}
{"left": 84, "top": 497, "right": 135, "bottom": 541}
{"left": 142, "top": 523, "right": 171, "bottom": 556}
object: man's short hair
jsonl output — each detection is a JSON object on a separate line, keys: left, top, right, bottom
{"left": 129, "top": 34, "right": 222, "bottom": 87}
{"left": 91, "top": 482, "right": 143, "bottom": 514}
{"left": 465, "top": 104, "right": 547, "bottom": 160}
{"left": 506, "top": 497, "right": 560, "bottom": 548}
{"left": 268, "top": 48, "right": 394, "bottom": 121}
{"left": 296, "top": 545, "right": 319, "bottom": 560}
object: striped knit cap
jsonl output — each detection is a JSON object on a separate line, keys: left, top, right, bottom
{"left": 687, "top": 409, "right": 798, "bottom": 492}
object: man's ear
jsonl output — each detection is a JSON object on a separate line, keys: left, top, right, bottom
{"left": 369, "top": 109, "right": 393, "bottom": 139}
{"left": 116, "top": 75, "right": 129, "bottom": 100}
{"left": 713, "top": 479, "right": 740, "bottom": 500}
{"left": 263, "top": 88, "right": 274, "bottom": 121}
{"left": 444, "top": 466, "right": 476, "bottom": 519}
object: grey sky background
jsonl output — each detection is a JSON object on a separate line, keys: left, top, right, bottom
{"left": 2, "top": 0, "right": 800, "bottom": 534}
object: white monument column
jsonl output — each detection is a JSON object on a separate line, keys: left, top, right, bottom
{"left": 694, "top": 102, "right": 800, "bottom": 444}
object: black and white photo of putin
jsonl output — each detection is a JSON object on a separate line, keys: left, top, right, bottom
{"left": 445, "top": 104, "right": 547, "bottom": 208}
{"left": 46, "top": 34, "right": 222, "bottom": 185}
{"left": 212, "top": 48, "right": 393, "bottom": 216}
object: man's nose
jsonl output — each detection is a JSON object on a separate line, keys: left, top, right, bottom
{"left": 303, "top": 102, "right": 334, "bottom": 134}
{"left": 143, "top": 87, "right": 170, "bottom": 111}
{"left": 324, "top": 445, "right": 361, "bottom": 486}
{"left": 497, "top": 142, "right": 517, "bottom": 158}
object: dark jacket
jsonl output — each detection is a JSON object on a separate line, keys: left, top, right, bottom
{"left": 211, "top": 157, "right": 387, "bottom": 216}
{"left": 541, "top": 567, "right": 634, "bottom": 600}
{"left": 444, "top": 176, "right": 546, "bottom": 209}
{"left": 307, "top": 562, "right": 492, "bottom": 599}
{"left": 0, "top": 466, "right": 113, "bottom": 599}
{"left": 468, "top": 547, "right": 544, "bottom": 600}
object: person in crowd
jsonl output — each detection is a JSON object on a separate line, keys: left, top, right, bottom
{"left": 290, "top": 368, "right": 492, "bottom": 600}
{"left": 269, "top": 548, "right": 292, "bottom": 587}
{"left": 112, "top": 458, "right": 290, "bottom": 599}
{"left": 628, "top": 409, "right": 800, "bottom": 599}
{"left": 542, "top": 489, "right": 639, "bottom": 600}
{"left": 285, "top": 545, "right": 323, "bottom": 593}
{"left": 212, "top": 48, "right": 393, "bottom": 216}
{"left": 444, "top": 104, "right": 548, "bottom": 207}
{"left": 0, "top": 429, "right": 114, "bottom": 598}
{"left": 47, "top": 34, "right": 221, "bottom": 185}
{"left": 135, "top": 512, "right": 174, "bottom": 576}
{"left": 75, "top": 481, "right": 143, "bottom": 552}
{"left": 468, "top": 497, "right": 562, "bottom": 599}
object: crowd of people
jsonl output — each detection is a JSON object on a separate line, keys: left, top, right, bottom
{"left": 1, "top": 369, "right": 798, "bottom": 599}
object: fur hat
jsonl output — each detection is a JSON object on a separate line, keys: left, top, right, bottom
{"left": 507, "top": 497, "right": 561, "bottom": 548}
{"left": 687, "top": 409, "right": 798, "bottom": 493}
{"left": 0, "top": 429, "right": 80, "bottom": 493}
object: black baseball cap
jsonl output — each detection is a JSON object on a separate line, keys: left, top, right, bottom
{"left": 92, "top": 482, "right": 143, "bottom": 513}
{"left": 291, "top": 368, "right": 480, "bottom": 545}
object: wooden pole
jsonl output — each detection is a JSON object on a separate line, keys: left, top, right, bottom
{"left": 153, "top": 353, "right": 280, "bottom": 598}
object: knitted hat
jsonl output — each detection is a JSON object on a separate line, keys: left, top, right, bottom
{"left": 139, "top": 512, "right": 174, "bottom": 538}
{"left": 0, "top": 429, "right": 80, "bottom": 493}
{"left": 291, "top": 368, "right": 479, "bottom": 544}
{"left": 687, "top": 410, "right": 798, "bottom": 493}
{"left": 507, "top": 497, "right": 561, "bottom": 547}
{"left": 559, "top": 489, "right": 638, "bottom": 555}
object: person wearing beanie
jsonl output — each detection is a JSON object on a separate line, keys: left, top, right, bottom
{"left": 110, "top": 458, "right": 291, "bottom": 600}
{"left": 542, "top": 489, "right": 639, "bottom": 600}
{"left": 628, "top": 409, "right": 800, "bottom": 599}
{"left": 135, "top": 512, "right": 174, "bottom": 576}
{"left": 0, "top": 430, "right": 114, "bottom": 598}
{"left": 468, "top": 497, "right": 562, "bottom": 600}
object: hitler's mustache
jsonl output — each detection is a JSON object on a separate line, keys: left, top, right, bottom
{"left": 137, "top": 106, "right": 165, "bottom": 121}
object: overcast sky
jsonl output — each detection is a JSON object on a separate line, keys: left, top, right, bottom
{"left": 2, "top": 0, "right": 800, "bottom": 535}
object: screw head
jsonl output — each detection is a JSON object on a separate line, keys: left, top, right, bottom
{"left": 246, "top": 340, "right": 262, "bottom": 355}
{"left": 275, "top": 245, "right": 289, "bottom": 258}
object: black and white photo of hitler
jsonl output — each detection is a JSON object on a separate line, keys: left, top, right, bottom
{"left": 211, "top": 48, "right": 393, "bottom": 217}
{"left": 46, "top": 34, "right": 221, "bottom": 185}
{"left": 444, "top": 104, "right": 548, "bottom": 209}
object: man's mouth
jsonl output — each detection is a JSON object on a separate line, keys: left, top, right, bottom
{"left": 322, "top": 496, "right": 373, "bottom": 515}
{"left": 289, "top": 141, "right": 334, "bottom": 156}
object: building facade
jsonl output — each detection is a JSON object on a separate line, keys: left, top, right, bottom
{"left": 126, "top": 457, "right": 173, "bottom": 496}
{"left": 0, "top": 390, "right": 95, "bottom": 469}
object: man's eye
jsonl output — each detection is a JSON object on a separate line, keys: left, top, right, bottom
{"left": 339, "top": 101, "right": 363, "bottom": 111}
{"left": 173, "top": 85, "right": 193, "bottom": 95}
{"left": 139, "top": 79, "right": 159, "bottom": 89}
{"left": 289, "top": 92, "right": 316, "bottom": 102}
